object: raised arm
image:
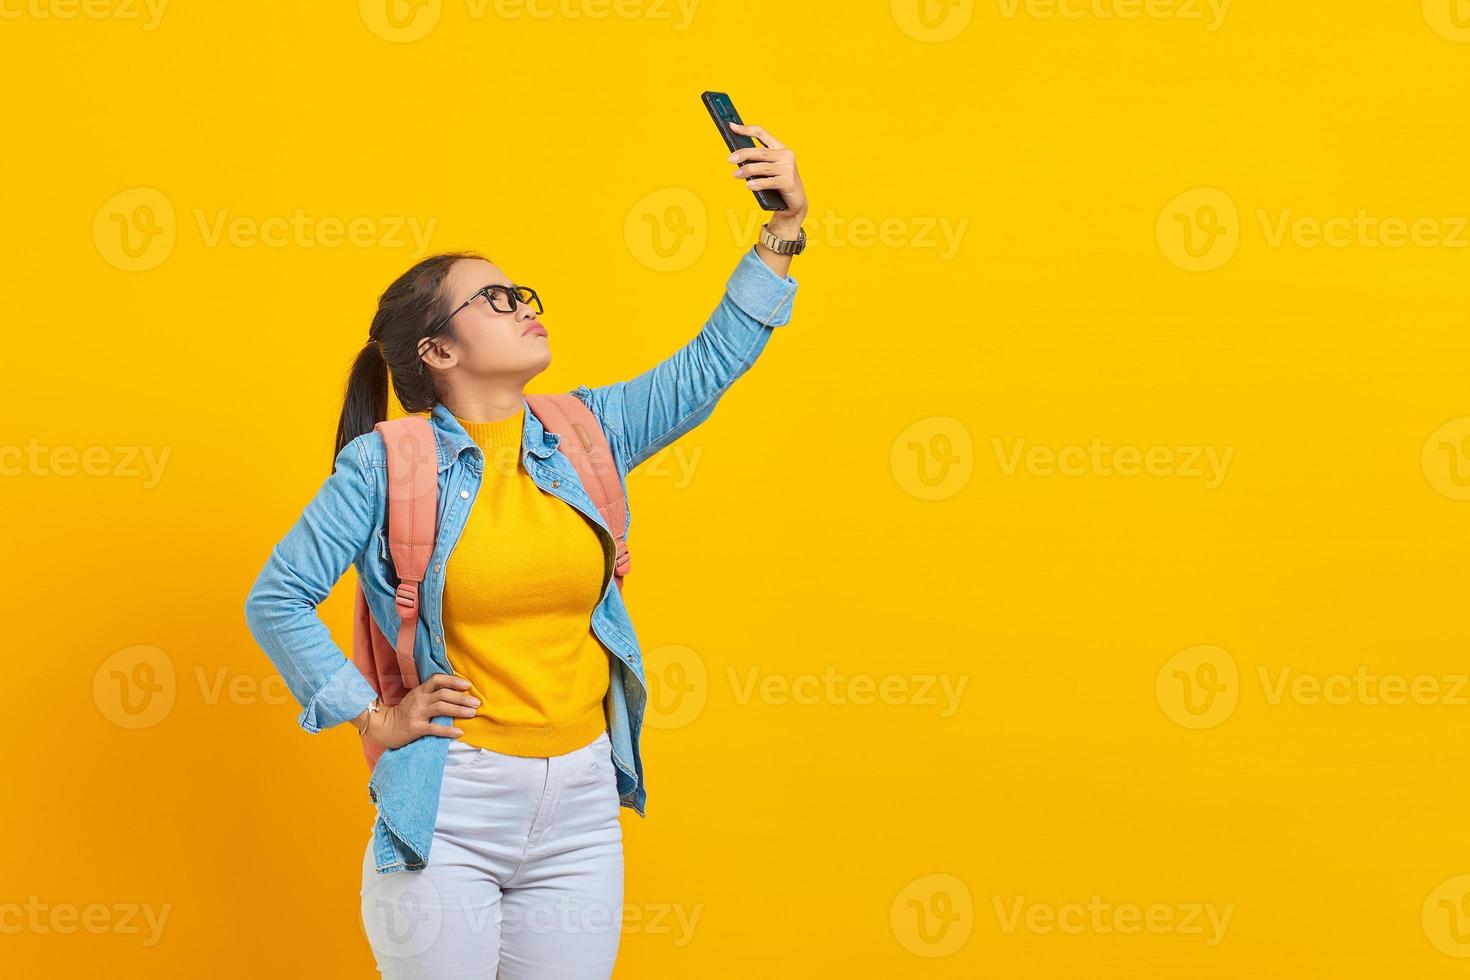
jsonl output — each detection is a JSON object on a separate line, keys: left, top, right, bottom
{"left": 244, "top": 437, "right": 380, "bottom": 734}
{"left": 573, "top": 119, "right": 807, "bottom": 475}
{"left": 572, "top": 247, "right": 798, "bottom": 474}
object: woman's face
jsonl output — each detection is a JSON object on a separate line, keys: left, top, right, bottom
{"left": 424, "top": 257, "right": 550, "bottom": 381}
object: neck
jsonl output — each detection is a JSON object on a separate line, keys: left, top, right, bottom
{"left": 440, "top": 383, "right": 526, "bottom": 423}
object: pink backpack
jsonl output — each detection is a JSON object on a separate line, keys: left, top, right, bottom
{"left": 350, "top": 393, "right": 630, "bottom": 773}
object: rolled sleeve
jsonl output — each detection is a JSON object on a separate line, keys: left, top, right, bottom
{"left": 298, "top": 657, "right": 380, "bottom": 735}
{"left": 725, "top": 245, "right": 798, "bottom": 327}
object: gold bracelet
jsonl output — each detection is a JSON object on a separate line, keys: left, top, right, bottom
{"left": 356, "top": 698, "right": 382, "bottom": 738}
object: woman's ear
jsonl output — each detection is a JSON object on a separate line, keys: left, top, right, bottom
{"left": 417, "top": 336, "right": 456, "bottom": 371}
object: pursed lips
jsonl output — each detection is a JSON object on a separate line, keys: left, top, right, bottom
{"left": 522, "top": 322, "right": 548, "bottom": 338}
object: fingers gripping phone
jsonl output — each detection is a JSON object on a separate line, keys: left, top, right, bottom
{"left": 701, "top": 90, "right": 787, "bottom": 212}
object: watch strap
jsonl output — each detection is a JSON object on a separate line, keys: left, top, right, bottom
{"left": 759, "top": 222, "right": 806, "bottom": 255}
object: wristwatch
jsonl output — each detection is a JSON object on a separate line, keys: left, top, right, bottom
{"left": 759, "top": 222, "right": 806, "bottom": 256}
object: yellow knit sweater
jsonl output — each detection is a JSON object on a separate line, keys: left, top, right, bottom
{"left": 442, "top": 405, "right": 611, "bottom": 757}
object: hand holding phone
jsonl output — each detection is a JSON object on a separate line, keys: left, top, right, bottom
{"left": 701, "top": 90, "right": 788, "bottom": 212}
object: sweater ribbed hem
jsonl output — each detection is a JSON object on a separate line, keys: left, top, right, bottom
{"left": 456, "top": 700, "right": 608, "bottom": 758}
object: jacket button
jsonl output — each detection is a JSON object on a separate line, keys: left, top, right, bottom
{"left": 551, "top": 479, "right": 560, "bottom": 488}
{"left": 459, "top": 490, "right": 469, "bottom": 499}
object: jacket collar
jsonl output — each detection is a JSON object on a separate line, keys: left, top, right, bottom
{"left": 429, "top": 397, "right": 561, "bottom": 472}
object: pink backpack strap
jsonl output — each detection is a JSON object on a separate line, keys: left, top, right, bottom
{"left": 525, "top": 393, "right": 631, "bottom": 591}
{"left": 373, "top": 415, "right": 439, "bottom": 691}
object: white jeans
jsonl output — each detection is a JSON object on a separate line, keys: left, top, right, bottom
{"left": 360, "top": 729, "right": 624, "bottom": 979}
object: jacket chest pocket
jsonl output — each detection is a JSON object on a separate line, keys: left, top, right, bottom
{"left": 364, "top": 526, "right": 398, "bottom": 592}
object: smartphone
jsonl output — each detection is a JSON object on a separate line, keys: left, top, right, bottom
{"left": 701, "top": 90, "right": 786, "bottom": 212}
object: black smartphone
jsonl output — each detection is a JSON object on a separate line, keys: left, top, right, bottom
{"left": 701, "top": 90, "right": 786, "bottom": 212}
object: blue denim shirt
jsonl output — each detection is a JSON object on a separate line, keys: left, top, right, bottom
{"left": 245, "top": 246, "right": 798, "bottom": 875}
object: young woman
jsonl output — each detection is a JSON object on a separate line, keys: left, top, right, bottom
{"left": 243, "top": 121, "right": 806, "bottom": 979}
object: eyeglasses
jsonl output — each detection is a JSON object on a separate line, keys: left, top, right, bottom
{"left": 431, "top": 283, "right": 543, "bottom": 335}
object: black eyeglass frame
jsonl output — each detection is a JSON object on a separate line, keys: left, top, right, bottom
{"left": 429, "top": 284, "right": 543, "bottom": 336}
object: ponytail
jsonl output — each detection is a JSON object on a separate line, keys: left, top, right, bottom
{"left": 330, "top": 250, "right": 490, "bottom": 472}
{"left": 333, "top": 340, "right": 389, "bottom": 466}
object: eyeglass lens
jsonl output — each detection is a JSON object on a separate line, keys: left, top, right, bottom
{"left": 485, "top": 285, "right": 543, "bottom": 315}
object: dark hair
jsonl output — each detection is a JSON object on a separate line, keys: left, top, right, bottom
{"left": 333, "top": 250, "right": 489, "bottom": 466}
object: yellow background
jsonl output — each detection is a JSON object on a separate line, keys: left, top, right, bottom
{"left": 4, "top": 0, "right": 1470, "bottom": 976}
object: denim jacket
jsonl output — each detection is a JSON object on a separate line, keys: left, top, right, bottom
{"left": 244, "top": 245, "right": 798, "bottom": 875}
